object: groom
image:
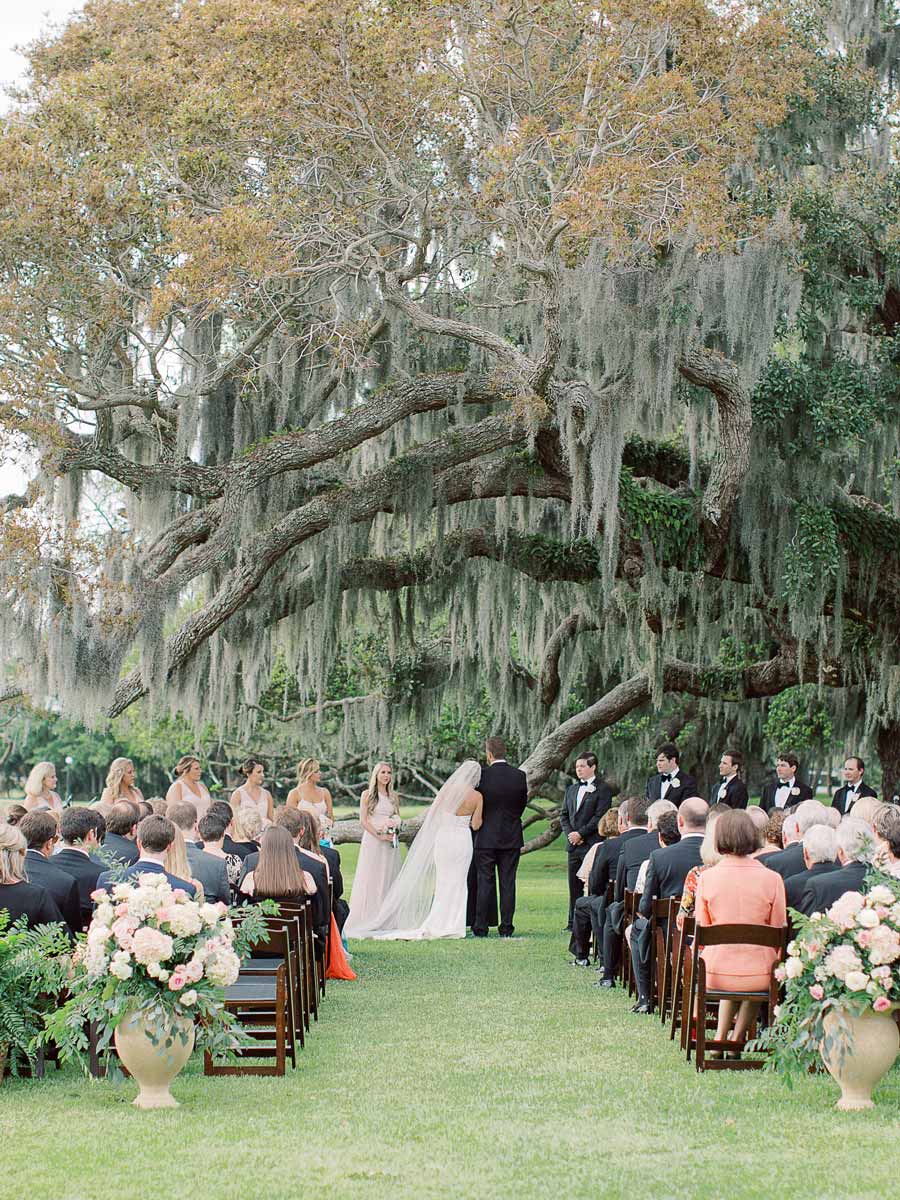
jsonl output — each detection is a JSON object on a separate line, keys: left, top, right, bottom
{"left": 473, "top": 736, "right": 528, "bottom": 938}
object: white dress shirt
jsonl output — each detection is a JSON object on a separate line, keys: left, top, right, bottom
{"left": 773, "top": 777, "right": 795, "bottom": 809}
{"left": 574, "top": 776, "right": 597, "bottom": 811}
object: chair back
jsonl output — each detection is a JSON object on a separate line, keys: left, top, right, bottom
{"left": 694, "top": 923, "right": 786, "bottom": 952}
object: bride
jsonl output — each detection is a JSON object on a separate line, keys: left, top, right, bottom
{"left": 347, "top": 760, "right": 483, "bottom": 940}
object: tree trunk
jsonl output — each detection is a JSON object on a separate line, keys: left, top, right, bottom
{"left": 876, "top": 723, "right": 900, "bottom": 803}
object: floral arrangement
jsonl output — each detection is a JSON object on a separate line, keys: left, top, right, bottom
{"left": 0, "top": 912, "right": 70, "bottom": 1079}
{"left": 44, "top": 872, "right": 270, "bottom": 1067}
{"left": 754, "top": 873, "right": 900, "bottom": 1078}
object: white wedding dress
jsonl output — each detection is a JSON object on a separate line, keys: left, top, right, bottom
{"left": 347, "top": 761, "right": 479, "bottom": 941}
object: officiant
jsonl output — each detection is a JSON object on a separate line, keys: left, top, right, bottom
{"left": 560, "top": 752, "right": 613, "bottom": 931}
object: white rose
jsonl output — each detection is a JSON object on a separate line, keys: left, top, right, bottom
{"left": 179, "top": 989, "right": 198, "bottom": 1007}
{"left": 856, "top": 908, "right": 880, "bottom": 929}
{"left": 785, "top": 956, "right": 804, "bottom": 979}
{"left": 868, "top": 885, "right": 895, "bottom": 906}
{"left": 844, "top": 970, "right": 869, "bottom": 992}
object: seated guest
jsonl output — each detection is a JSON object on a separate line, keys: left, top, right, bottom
{"left": 820, "top": 806, "right": 841, "bottom": 829}
{"left": 293, "top": 809, "right": 348, "bottom": 929}
{"left": 831, "top": 755, "right": 877, "bottom": 816}
{"left": 758, "top": 751, "right": 813, "bottom": 813}
{"left": 228, "top": 807, "right": 263, "bottom": 858}
{"left": 629, "top": 798, "right": 708, "bottom": 1012}
{"left": 634, "top": 809, "right": 681, "bottom": 895}
{"left": 147, "top": 799, "right": 167, "bottom": 817}
{"left": 695, "top": 810, "right": 787, "bottom": 1049}
{"left": 165, "top": 825, "right": 201, "bottom": 894}
{"left": 102, "top": 801, "right": 141, "bottom": 867}
{"left": 872, "top": 806, "right": 900, "bottom": 878}
{"left": 747, "top": 806, "right": 769, "bottom": 855}
{"left": 848, "top": 795, "right": 886, "bottom": 832}
{"left": 678, "top": 809, "right": 725, "bottom": 929}
{"left": 577, "top": 807, "right": 619, "bottom": 889}
{"left": 168, "top": 799, "right": 230, "bottom": 904}
{"left": 97, "top": 814, "right": 197, "bottom": 895}
{"left": 198, "top": 811, "right": 241, "bottom": 891}
{"left": 785, "top": 825, "right": 840, "bottom": 915}
{"left": 799, "top": 817, "right": 872, "bottom": 915}
{"left": 240, "top": 808, "right": 329, "bottom": 940}
{"left": 569, "top": 806, "right": 622, "bottom": 966}
{"left": 0, "top": 821, "right": 65, "bottom": 928}
{"left": 54, "top": 807, "right": 106, "bottom": 927}
{"left": 6, "top": 804, "right": 28, "bottom": 826}
{"left": 19, "top": 811, "right": 81, "bottom": 935}
{"left": 240, "top": 826, "right": 316, "bottom": 899}
{"left": 763, "top": 800, "right": 831, "bottom": 880}
{"left": 757, "top": 810, "right": 786, "bottom": 860}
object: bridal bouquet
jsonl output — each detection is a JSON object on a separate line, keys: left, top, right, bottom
{"left": 44, "top": 873, "right": 270, "bottom": 1066}
{"left": 754, "top": 874, "right": 900, "bottom": 1078}
{"left": 382, "top": 818, "right": 401, "bottom": 850}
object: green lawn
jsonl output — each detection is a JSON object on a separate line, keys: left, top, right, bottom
{"left": 2, "top": 840, "right": 898, "bottom": 1200}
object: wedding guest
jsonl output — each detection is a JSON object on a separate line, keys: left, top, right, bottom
{"left": 294, "top": 809, "right": 348, "bottom": 929}
{"left": 55, "top": 807, "right": 105, "bottom": 927}
{"left": 799, "top": 817, "right": 872, "bottom": 913}
{"left": 560, "top": 750, "right": 612, "bottom": 931}
{"left": 97, "top": 814, "right": 197, "bottom": 895}
{"left": 757, "top": 810, "right": 787, "bottom": 860}
{"left": 6, "top": 804, "right": 27, "bottom": 826}
{"left": 0, "top": 822, "right": 65, "bottom": 929}
{"left": 164, "top": 825, "right": 199, "bottom": 892}
{"left": 747, "top": 806, "right": 769, "bottom": 854}
{"left": 19, "top": 811, "right": 81, "bottom": 935}
{"left": 645, "top": 743, "right": 697, "bottom": 808}
{"left": 634, "top": 808, "right": 681, "bottom": 895}
{"left": 240, "top": 826, "right": 316, "bottom": 899}
{"left": 677, "top": 809, "right": 725, "bottom": 929}
{"left": 820, "top": 806, "right": 841, "bottom": 829}
{"left": 846, "top": 795, "right": 885, "bottom": 831}
{"left": 344, "top": 761, "right": 402, "bottom": 937}
{"left": 230, "top": 757, "right": 274, "bottom": 826}
{"left": 763, "top": 800, "right": 831, "bottom": 880}
{"left": 23, "top": 762, "right": 63, "bottom": 813}
{"left": 831, "top": 755, "right": 877, "bottom": 816}
{"left": 102, "top": 801, "right": 140, "bottom": 867}
{"left": 576, "top": 807, "right": 620, "bottom": 891}
{"left": 596, "top": 797, "right": 659, "bottom": 986}
{"left": 695, "top": 810, "right": 787, "bottom": 1049}
{"left": 96, "top": 757, "right": 144, "bottom": 813}
{"left": 785, "top": 825, "right": 840, "bottom": 915}
{"left": 229, "top": 806, "right": 263, "bottom": 856}
{"left": 165, "top": 755, "right": 213, "bottom": 820}
{"left": 199, "top": 811, "right": 242, "bottom": 890}
{"left": 873, "top": 805, "right": 900, "bottom": 877}
{"left": 168, "top": 799, "right": 230, "bottom": 904}
{"left": 758, "top": 752, "right": 814, "bottom": 813}
{"left": 240, "top": 808, "right": 330, "bottom": 939}
{"left": 148, "top": 798, "right": 168, "bottom": 816}
{"left": 286, "top": 758, "right": 335, "bottom": 844}
{"left": 709, "top": 749, "right": 749, "bottom": 809}
{"left": 569, "top": 806, "right": 622, "bottom": 965}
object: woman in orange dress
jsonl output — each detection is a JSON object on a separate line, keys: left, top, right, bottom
{"left": 694, "top": 809, "right": 786, "bottom": 1047}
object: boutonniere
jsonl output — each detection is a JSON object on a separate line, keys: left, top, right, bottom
{"left": 790, "top": 787, "right": 800, "bottom": 796}
{"left": 669, "top": 779, "right": 681, "bottom": 789}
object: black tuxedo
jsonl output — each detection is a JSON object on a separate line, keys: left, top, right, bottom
{"left": 632, "top": 834, "right": 704, "bottom": 1001}
{"left": 102, "top": 832, "right": 140, "bottom": 867}
{"left": 759, "top": 779, "right": 814, "bottom": 815}
{"left": 53, "top": 848, "right": 105, "bottom": 928}
{"left": 599, "top": 827, "right": 654, "bottom": 980}
{"left": 569, "top": 833, "right": 622, "bottom": 959}
{"left": 762, "top": 842, "right": 807, "bottom": 881}
{"left": 614, "top": 829, "right": 659, "bottom": 901}
{"left": 24, "top": 850, "right": 81, "bottom": 935}
{"left": 474, "top": 761, "right": 528, "bottom": 936}
{"left": 0, "top": 881, "right": 64, "bottom": 930}
{"left": 645, "top": 771, "right": 698, "bottom": 807}
{"left": 560, "top": 776, "right": 612, "bottom": 926}
{"left": 800, "top": 861, "right": 869, "bottom": 915}
{"left": 785, "top": 861, "right": 840, "bottom": 916}
{"left": 709, "top": 776, "right": 749, "bottom": 810}
{"left": 831, "top": 782, "right": 878, "bottom": 817}
{"left": 240, "top": 847, "right": 330, "bottom": 940}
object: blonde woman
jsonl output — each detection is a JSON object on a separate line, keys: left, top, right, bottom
{"left": 164, "top": 825, "right": 203, "bottom": 897}
{"left": 165, "top": 755, "right": 212, "bottom": 819}
{"left": 230, "top": 757, "right": 274, "bottom": 826}
{"left": 286, "top": 758, "right": 334, "bottom": 844}
{"left": 23, "top": 762, "right": 63, "bottom": 813}
{"left": 0, "top": 822, "right": 64, "bottom": 927}
{"left": 676, "top": 808, "right": 724, "bottom": 929}
{"left": 344, "top": 762, "right": 401, "bottom": 936}
{"left": 96, "top": 758, "right": 144, "bottom": 813}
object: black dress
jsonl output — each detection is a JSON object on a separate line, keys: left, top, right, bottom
{"left": 0, "top": 881, "right": 65, "bottom": 928}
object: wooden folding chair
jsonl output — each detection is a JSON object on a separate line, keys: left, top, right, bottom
{"left": 651, "top": 897, "right": 678, "bottom": 1022}
{"left": 204, "top": 961, "right": 289, "bottom": 1077}
{"left": 280, "top": 898, "right": 319, "bottom": 1025}
{"left": 620, "top": 890, "right": 636, "bottom": 993}
{"left": 669, "top": 915, "right": 695, "bottom": 1044}
{"left": 241, "top": 914, "right": 304, "bottom": 1055}
{"left": 687, "top": 923, "right": 787, "bottom": 1072}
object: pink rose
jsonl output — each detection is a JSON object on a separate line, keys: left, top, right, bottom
{"left": 172, "top": 889, "right": 187, "bottom": 902}
{"left": 155, "top": 907, "right": 175, "bottom": 924}
{"left": 873, "top": 996, "right": 892, "bottom": 1013}
{"left": 90, "top": 888, "right": 106, "bottom": 902}
{"left": 809, "top": 984, "right": 824, "bottom": 1000}
{"left": 115, "top": 903, "right": 130, "bottom": 917}
{"left": 168, "top": 972, "right": 186, "bottom": 991}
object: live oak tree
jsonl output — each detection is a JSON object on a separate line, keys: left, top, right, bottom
{"left": 3, "top": 0, "right": 900, "bottom": 835}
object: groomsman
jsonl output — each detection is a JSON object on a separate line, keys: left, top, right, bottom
{"left": 831, "top": 755, "right": 877, "bottom": 816}
{"left": 645, "top": 743, "right": 697, "bottom": 808}
{"left": 559, "top": 752, "right": 613, "bottom": 931}
{"left": 709, "top": 749, "right": 749, "bottom": 810}
{"left": 759, "top": 752, "right": 814, "bottom": 813}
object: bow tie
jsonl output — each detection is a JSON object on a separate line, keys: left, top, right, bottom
{"left": 662, "top": 773, "right": 672, "bottom": 781}
{"left": 847, "top": 785, "right": 857, "bottom": 794}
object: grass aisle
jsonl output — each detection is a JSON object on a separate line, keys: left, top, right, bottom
{"left": 3, "top": 843, "right": 899, "bottom": 1200}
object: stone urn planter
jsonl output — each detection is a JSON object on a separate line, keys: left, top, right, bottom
{"left": 113, "top": 1008, "right": 195, "bottom": 1109}
{"left": 821, "top": 1006, "right": 900, "bottom": 1111}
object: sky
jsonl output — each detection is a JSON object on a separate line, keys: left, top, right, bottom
{"left": 0, "top": 0, "right": 84, "bottom": 493}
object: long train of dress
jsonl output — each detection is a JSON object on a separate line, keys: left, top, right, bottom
{"left": 373, "top": 813, "right": 473, "bottom": 940}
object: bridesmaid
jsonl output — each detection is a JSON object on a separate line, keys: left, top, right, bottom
{"left": 96, "top": 757, "right": 144, "bottom": 814}
{"left": 230, "top": 757, "right": 275, "bottom": 826}
{"left": 165, "top": 755, "right": 213, "bottom": 820}
{"left": 286, "top": 758, "right": 334, "bottom": 844}
{"left": 23, "top": 762, "right": 63, "bottom": 813}
{"left": 344, "top": 762, "right": 402, "bottom": 937}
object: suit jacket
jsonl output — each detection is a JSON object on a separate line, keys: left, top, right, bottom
{"left": 476, "top": 761, "right": 528, "bottom": 850}
{"left": 560, "top": 778, "right": 612, "bottom": 852}
{"left": 53, "top": 848, "right": 105, "bottom": 926}
{"left": 321, "top": 844, "right": 344, "bottom": 902}
{"left": 102, "top": 832, "right": 140, "bottom": 867}
{"left": 614, "top": 829, "right": 660, "bottom": 902}
{"left": 24, "top": 849, "right": 82, "bottom": 934}
{"left": 97, "top": 859, "right": 197, "bottom": 896}
{"left": 223, "top": 835, "right": 258, "bottom": 860}
{"left": 0, "top": 881, "right": 64, "bottom": 930}
{"left": 645, "top": 771, "right": 699, "bottom": 807}
{"left": 762, "top": 841, "right": 807, "bottom": 881}
{"left": 759, "top": 780, "right": 814, "bottom": 814}
{"left": 184, "top": 842, "right": 231, "bottom": 904}
{"left": 239, "top": 848, "right": 330, "bottom": 939}
{"left": 709, "top": 776, "right": 749, "bottom": 810}
{"left": 587, "top": 834, "right": 623, "bottom": 897}
{"left": 800, "top": 861, "right": 869, "bottom": 915}
{"left": 831, "top": 782, "right": 878, "bottom": 817}
{"left": 785, "top": 861, "right": 840, "bottom": 916}
{"left": 638, "top": 834, "right": 704, "bottom": 918}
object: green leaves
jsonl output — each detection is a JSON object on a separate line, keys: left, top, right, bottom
{"left": 782, "top": 503, "right": 840, "bottom": 602}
